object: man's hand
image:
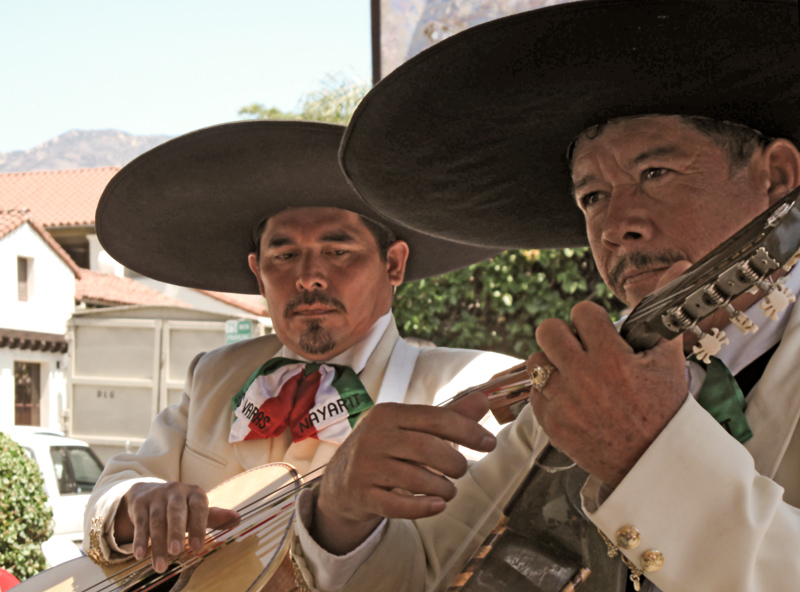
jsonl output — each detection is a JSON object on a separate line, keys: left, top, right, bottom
{"left": 115, "top": 482, "right": 240, "bottom": 572}
{"left": 312, "top": 393, "right": 496, "bottom": 555}
{"left": 529, "top": 263, "right": 691, "bottom": 488}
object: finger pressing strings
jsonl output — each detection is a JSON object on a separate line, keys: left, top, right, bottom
{"left": 85, "top": 467, "right": 325, "bottom": 592}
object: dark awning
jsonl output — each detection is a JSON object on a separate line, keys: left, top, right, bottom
{"left": 0, "top": 328, "right": 68, "bottom": 353}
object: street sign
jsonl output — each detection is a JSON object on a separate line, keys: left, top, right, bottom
{"left": 225, "top": 319, "right": 253, "bottom": 344}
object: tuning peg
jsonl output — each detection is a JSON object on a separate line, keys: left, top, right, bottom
{"left": 725, "top": 304, "right": 759, "bottom": 334}
{"left": 759, "top": 277, "right": 796, "bottom": 320}
{"left": 749, "top": 277, "right": 777, "bottom": 296}
{"left": 782, "top": 247, "right": 800, "bottom": 272}
{"left": 691, "top": 327, "right": 729, "bottom": 363}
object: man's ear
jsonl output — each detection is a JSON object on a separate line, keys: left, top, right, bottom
{"left": 763, "top": 138, "right": 800, "bottom": 203}
{"left": 247, "top": 252, "right": 268, "bottom": 299}
{"left": 385, "top": 240, "right": 410, "bottom": 286}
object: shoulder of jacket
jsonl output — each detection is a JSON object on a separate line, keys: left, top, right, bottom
{"left": 412, "top": 346, "right": 520, "bottom": 380}
{"left": 196, "top": 333, "right": 284, "bottom": 369}
{"left": 415, "top": 345, "right": 519, "bottom": 365}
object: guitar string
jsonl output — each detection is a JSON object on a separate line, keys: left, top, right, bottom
{"left": 130, "top": 496, "right": 300, "bottom": 589}
{"left": 87, "top": 501, "right": 295, "bottom": 592}
{"left": 82, "top": 470, "right": 325, "bottom": 592}
{"left": 87, "top": 478, "right": 319, "bottom": 592}
{"left": 121, "top": 497, "right": 301, "bottom": 592}
{"left": 125, "top": 472, "right": 321, "bottom": 592}
{"left": 81, "top": 378, "right": 535, "bottom": 592}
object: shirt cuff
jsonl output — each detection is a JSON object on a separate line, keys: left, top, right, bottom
{"left": 294, "top": 488, "right": 387, "bottom": 592}
{"left": 580, "top": 385, "right": 696, "bottom": 514}
{"left": 86, "top": 478, "right": 164, "bottom": 563}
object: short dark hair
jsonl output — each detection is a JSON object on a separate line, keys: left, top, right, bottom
{"left": 252, "top": 213, "right": 397, "bottom": 262}
{"left": 567, "top": 114, "right": 774, "bottom": 174}
{"left": 358, "top": 215, "right": 397, "bottom": 261}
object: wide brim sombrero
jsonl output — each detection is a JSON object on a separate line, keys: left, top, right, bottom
{"left": 95, "top": 120, "right": 501, "bottom": 294}
{"left": 341, "top": 0, "right": 800, "bottom": 249}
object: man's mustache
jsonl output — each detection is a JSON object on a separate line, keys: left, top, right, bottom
{"left": 284, "top": 292, "right": 347, "bottom": 318}
{"left": 609, "top": 251, "right": 686, "bottom": 292}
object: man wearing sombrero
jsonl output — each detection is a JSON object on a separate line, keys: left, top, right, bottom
{"left": 80, "top": 120, "right": 517, "bottom": 571}
{"left": 293, "top": 1, "right": 800, "bottom": 591}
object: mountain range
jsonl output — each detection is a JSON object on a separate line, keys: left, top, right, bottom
{"left": 0, "top": 130, "right": 172, "bottom": 173}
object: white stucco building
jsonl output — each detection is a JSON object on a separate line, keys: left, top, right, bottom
{"left": 0, "top": 210, "right": 78, "bottom": 432}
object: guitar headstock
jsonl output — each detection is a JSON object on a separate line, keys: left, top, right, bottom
{"left": 620, "top": 187, "right": 800, "bottom": 352}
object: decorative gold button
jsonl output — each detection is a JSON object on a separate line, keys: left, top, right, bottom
{"left": 640, "top": 550, "right": 664, "bottom": 572}
{"left": 616, "top": 526, "right": 640, "bottom": 549}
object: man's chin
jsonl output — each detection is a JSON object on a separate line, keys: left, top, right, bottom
{"left": 298, "top": 324, "right": 337, "bottom": 357}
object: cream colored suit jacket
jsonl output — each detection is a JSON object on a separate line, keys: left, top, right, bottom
{"left": 292, "top": 306, "right": 800, "bottom": 592}
{"left": 82, "top": 322, "right": 517, "bottom": 562}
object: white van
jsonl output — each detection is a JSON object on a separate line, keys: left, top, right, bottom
{"left": 4, "top": 427, "right": 105, "bottom": 567}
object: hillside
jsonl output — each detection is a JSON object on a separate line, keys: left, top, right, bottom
{"left": 0, "top": 130, "right": 171, "bottom": 172}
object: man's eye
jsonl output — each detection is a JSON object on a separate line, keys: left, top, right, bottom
{"left": 579, "top": 192, "right": 601, "bottom": 209}
{"left": 642, "top": 167, "right": 669, "bottom": 180}
{"left": 274, "top": 253, "right": 295, "bottom": 261}
{"left": 331, "top": 250, "right": 349, "bottom": 256}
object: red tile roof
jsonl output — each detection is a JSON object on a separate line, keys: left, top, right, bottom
{"left": 76, "top": 270, "right": 190, "bottom": 308}
{"left": 0, "top": 209, "right": 82, "bottom": 276}
{"left": 0, "top": 209, "right": 26, "bottom": 239}
{"left": 199, "top": 290, "right": 269, "bottom": 317}
{"left": 0, "top": 167, "right": 119, "bottom": 227}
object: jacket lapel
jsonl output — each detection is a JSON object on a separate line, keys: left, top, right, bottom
{"left": 358, "top": 321, "right": 401, "bottom": 404}
{"left": 744, "top": 301, "right": 800, "bottom": 477}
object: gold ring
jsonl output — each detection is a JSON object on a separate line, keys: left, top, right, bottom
{"left": 529, "top": 364, "right": 557, "bottom": 392}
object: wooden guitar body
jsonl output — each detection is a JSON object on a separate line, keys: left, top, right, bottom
{"left": 448, "top": 448, "right": 624, "bottom": 592}
{"left": 14, "top": 463, "right": 302, "bottom": 592}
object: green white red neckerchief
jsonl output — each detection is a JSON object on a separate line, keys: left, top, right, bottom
{"left": 229, "top": 357, "right": 372, "bottom": 444}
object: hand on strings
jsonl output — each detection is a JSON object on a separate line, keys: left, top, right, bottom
{"left": 529, "top": 262, "right": 690, "bottom": 489}
{"left": 115, "top": 481, "right": 240, "bottom": 572}
{"left": 311, "top": 393, "right": 496, "bottom": 555}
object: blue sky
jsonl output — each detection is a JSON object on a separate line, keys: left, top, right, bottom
{"left": 0, "top": 1, "right": 371, "bottom": 153}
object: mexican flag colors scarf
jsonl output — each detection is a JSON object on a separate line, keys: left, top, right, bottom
{"left": 229, "top": 357, "right": 373, "bottom": 445}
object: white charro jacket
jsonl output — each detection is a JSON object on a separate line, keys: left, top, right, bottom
{"left": 82, "top": 320, "right": 518, "bottom": 563}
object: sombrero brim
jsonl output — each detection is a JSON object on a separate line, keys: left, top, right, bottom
{"left": 341, "top": 0, "right": 800, "bottom": 249}
{"left": 95, "top": 120, "right": 501, "bottom": 294}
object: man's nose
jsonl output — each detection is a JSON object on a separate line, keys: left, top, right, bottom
{"left": 295, "top": 253, "right": 328, "bottom": 291}
{"left": 599, "top": 184, "right": 653, "bottom": 250}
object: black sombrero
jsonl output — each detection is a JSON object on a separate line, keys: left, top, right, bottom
{"left": 341, "top": 0, "right": 800, "bottom": 249}
{"left": 95, "top": 120, "right": 501, "bottom": 294}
